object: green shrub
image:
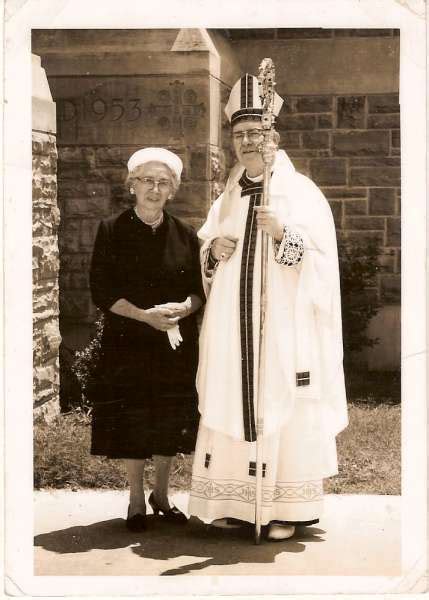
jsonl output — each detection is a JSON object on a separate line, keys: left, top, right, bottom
{"left": 71, "top": 313, "right": 104, "bottom": 412}
{"left": 338, "top": 240, "right": 381, "bottom": 360}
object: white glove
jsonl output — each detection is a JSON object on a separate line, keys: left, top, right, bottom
{"left": 167, "top": 324, "right": 183, "bottom": 350}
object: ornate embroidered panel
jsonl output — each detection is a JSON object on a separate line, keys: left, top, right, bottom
{"left": 191, "top": 476, "right": 323, "bottom": 504}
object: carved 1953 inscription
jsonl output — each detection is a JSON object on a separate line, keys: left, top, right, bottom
{"left": 59, "top": 97, "right": 143, "bottom": 123}
{"left": 57, "top": 80, "right": 206, "bottom": 143}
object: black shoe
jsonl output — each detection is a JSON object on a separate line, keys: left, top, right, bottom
{"left": 148, "top": 492, "right": 188, "bottom": 524}
{"left": 126, "top": 505, "right": 147, "bottom": 532}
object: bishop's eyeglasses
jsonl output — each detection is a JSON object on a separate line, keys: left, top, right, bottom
{"left": 232, "top": 129, "right": 264, "bottom": 143}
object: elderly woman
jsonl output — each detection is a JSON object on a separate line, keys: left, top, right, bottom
{"left": 89, "top": 148, "right": 204, "bottom": 532}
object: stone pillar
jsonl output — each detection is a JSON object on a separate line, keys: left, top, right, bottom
{"left": 171, "top": 29, "right": 241, "bottom": 205}
{"left": 32, "top": 54, "right": 61, "bottom": 419}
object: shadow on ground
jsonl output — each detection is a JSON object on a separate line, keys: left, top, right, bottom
{"left": 34, "top": 516, "right": 326, "bottom": 576}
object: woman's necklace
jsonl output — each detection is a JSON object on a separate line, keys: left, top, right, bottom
{"left": 134, "top": 208, "right": 164, "bottom": 232}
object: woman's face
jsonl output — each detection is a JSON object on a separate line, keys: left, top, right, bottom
{"left": 131, "top": 161, "right": 174, "bottom": 214}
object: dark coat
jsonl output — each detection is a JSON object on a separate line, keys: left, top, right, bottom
{"left": 89, "top": 208, "right": 204, "bottom": 459}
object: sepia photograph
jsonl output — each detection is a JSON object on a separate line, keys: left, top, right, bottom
{"left": 3, "top": 0, "right": 427, "bottom": 596}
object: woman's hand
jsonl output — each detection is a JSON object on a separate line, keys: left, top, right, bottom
{"left": 141, "top": 307, "right": 179, "bottom": 331}
{"left": 211, "top": 237, "right": 238, "bottom": 262}
{"left": 155, "top": 294, "right": 202, "bottom": 321}
{"left": 254, "top": 206, "right": 284, "bottom": 241}
{"left": 154, "top": 301, "right": 189, "bottom": 320}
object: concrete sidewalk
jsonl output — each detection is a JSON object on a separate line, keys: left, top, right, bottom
{"left": 34, "top": 490, "right": 400, "bottom": 577}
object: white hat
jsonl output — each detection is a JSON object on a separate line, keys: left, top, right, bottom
{"left": 127, "top": 147, "right": 183, "bottom": 179}
{"left": 225, "top": 73, "right": 284, "bottom": 125}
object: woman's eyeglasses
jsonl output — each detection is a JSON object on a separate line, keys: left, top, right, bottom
{"left": 232, "top": 129, "right": 264, "bottom": 143}
{"left": 134, "top": 177, "right": 172, "bottom": 190}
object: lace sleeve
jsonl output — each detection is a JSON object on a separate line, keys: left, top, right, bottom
{"left": 273, "top": 225, "right": 304, "bottom": 266}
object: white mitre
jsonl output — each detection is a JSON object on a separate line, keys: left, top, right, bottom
{"left": 225, "top": 73, "right": 284, "bottom": 125}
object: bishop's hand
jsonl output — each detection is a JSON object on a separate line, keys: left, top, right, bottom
{"left": 254, "top": 206, "right": 284, "bottom": 241}
{"left": 211, "top": 237, "right": 238, "bottom": 262}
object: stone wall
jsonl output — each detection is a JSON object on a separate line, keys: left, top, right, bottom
{"left": 276, "top": 92, "right": 400, "bottom": 306}
{"left": 227, "top": 29, "right": 400, "bottom": 369}
{"left": 54, "top": 76, "right": 217, "bottom": 351}
{"left": 56, "top": 91, "right": 401, "bottom": 367}
{"left": 228, "top": 29, "right": 399, "bottom": 95}
{"left": 32, "top": 29, "right": 241, "bottom": 375}
{"left": 32, "top": 54, "right": 61, "bottom": 418}
{"left": 32, "top": 28, "right": 401, "bottom": 371}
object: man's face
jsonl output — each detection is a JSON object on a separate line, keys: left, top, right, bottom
{"left": 232, "top": 119, "right": 265, "bottom": 176}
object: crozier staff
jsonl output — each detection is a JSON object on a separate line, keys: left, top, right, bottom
{"left": 254, "top": 57, "right": 278, "bottom": 544}
{"left": 188, "top": 74, "right": 348, "bottom": 541}
{"left": 89, "top": 147, "right": 204, "bottom": 532}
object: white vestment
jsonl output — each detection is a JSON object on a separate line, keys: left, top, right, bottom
{"left": 188, "top": 150, "right": 348, "bottom": 525}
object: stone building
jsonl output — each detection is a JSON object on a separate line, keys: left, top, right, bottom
{"left": 32, "top": 28, "right": 400, "bottom": 412}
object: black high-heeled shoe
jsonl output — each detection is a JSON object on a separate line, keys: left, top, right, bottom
{"left": 148, "top": 492, "right": 188, "bottom": 524}
{"left": 126, "top": 505, "right": 147, "bottom": 532}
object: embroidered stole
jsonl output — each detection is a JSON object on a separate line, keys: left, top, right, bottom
{"left": 238, "top": 172, "right": 264, "bottom": 442}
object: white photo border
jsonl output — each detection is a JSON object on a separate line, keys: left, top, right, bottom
{"left": 4, "top": 0, "right": 427, "bottom": 595}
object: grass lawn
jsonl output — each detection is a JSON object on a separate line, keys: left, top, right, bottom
{"left": 34, "top": 402, "right": 400, "bottom": 495}
{"left": 326, "top": 403, "right": 400, "bottom": 494}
